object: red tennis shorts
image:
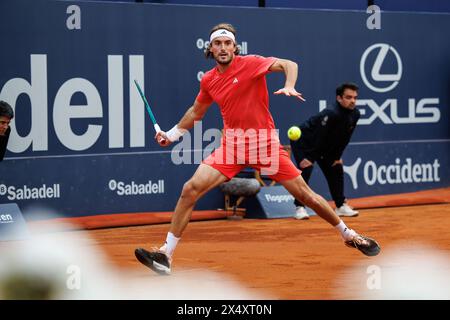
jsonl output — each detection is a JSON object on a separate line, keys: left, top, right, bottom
{"left": 202, "top": 143, "right": 301, "bottom": 182}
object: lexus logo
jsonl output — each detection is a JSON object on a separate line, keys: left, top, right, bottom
{"left": 360, "top": 43, "right": 403, "bottom": 93}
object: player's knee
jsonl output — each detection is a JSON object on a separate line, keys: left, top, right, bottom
{"left": 181, "top": 180, "right": 200, "bottom": 202}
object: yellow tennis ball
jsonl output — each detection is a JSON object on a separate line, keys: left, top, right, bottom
{"left": 288, "top": 126, "right": 301, "bottom": 141}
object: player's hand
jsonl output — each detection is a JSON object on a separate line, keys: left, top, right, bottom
{"left": 299, "top": 159, "right": 313, "bottom": 169}
{"left": 273, "top": 87, "right": 306, "bottom": 101}
{"left": 332, "top": 159, "right": 343, "bottom": 166}
{"left": 154, "top": 131, "right": 172, "bottom": 147}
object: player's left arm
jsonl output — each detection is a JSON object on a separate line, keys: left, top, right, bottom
{"left": 270, "top": 58, "right": 305, "bottom": 101}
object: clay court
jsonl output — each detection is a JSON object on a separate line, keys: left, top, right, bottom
{"left": 78, "top": 201, "right": 450, "bottom": 299}
{"left": 1, "top": 189, "right": 449, "bottom": 300}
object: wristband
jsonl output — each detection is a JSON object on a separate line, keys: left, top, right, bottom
{"left": 166, "top": 125, "right": 187, "bottom": 142}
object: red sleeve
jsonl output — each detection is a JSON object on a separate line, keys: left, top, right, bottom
{"left": 245, "top": 55, "right": 277, "bottom": 78}
{"left": 195, "top": 76, "right": 213, "bottom": 104}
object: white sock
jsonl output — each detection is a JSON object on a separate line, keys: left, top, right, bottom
{"left": 335, "top": 220, "right": 356, "bottom": 241}
{"left": 160, "top": 232, "right": 180, "bottom": 258}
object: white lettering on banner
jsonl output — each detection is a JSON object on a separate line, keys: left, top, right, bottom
{"left": 264, "top": 194, "right": 295, "bottom": 203}
{"left": 0, "top": 214, "right": 14, "bottom": 224}
{"left": 197, "top": 71, "right": 204, "bottom": 82}
{"left": 0, "top": 55, "right": 48, "bottom": 152}
{"left": 0, "top": 184, "right": 61, "bottom": 201}
{"left": 53, "top": 78, "right": 103, "bottom": 151}
{"left": 195, "top": 38, "right": 248, "bottom": 55}
{"left": 319, "top": 98, "right": 440, "bottom": 124}
{"left": 129, "top": 55, "right": 146, "bottom": 148}
{"left": 108, "top": 179, "right": 165, "bottom": 196}
{"left": 0, "top": 54, "right": 145, "bottom": 153}
{"left": 320, "top": 43, "right": 441, "bottom": 125}
{"left": 357, "top": 98, "right": 440, "bottom": 124}
{"left": 363, "top": 158, "right": 440, "bottom": 186}
{"left": 108, "top": 55, "right": 124, "bottom": 148}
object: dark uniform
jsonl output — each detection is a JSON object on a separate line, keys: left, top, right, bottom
{"left": 290, "top": 102, "right": 360, "bottom": 208}
{"left": 0, "top": 127, "right": 11, "bottom": 161}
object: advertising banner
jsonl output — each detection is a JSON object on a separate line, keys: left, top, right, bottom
{"left": 1, "top": 1, "right": 448, "bottom": 218}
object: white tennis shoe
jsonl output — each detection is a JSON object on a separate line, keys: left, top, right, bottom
{"left": 335, "top": 203, "right": 359, "bottom": 217}
{"left": 294, "top": 206, "right": 310, "bottom": 220}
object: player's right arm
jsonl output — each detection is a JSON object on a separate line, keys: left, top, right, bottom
{"left": 177, "top": 99, "right": 212, "bottom": 130}
{"left": 155, "top": 99, "right": 212, "bottom": 147}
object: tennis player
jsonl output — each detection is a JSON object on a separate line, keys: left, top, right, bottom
{"left": 135, "top": 23, "right": 380, "bottom": 275}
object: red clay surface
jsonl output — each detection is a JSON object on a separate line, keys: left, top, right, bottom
{"left": 31, "top": 187, "right": 450, "bottom": 230}
{"left": 79, "top": 203, "right": 450, "bottom": 299}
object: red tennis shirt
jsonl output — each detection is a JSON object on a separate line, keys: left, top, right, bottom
{"left": 196, "top": 55, "right": 277, "bottom": 132}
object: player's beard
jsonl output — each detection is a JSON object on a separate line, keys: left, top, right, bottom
{"left": 215, "top": 52, "right": 233, "bottom": 65}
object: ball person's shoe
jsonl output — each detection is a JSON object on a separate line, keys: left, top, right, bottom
{"left": 335, "top": 203, "right": 359, "bottom": 217}
{"left": 294, "top": 206, "right": 310, "bottom": 220}
{"left": 345, "top": 234, "right": 381, "bottom": 256}
{"left": 135, "top": 247, "right": 171, "bottom": 275}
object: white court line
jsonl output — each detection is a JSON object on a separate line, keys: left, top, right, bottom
{"left": 350, "top": 138, "right": 450, "bottom": 145}
{"left": 4, "top": 149, "right": 208, "bottom": 161}
{"left": 4, "top": 139, "right": 450, "bottom": 161}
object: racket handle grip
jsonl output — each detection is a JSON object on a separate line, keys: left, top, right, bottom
{"left": 154, "top": 123, "right": 166, "bottom": 143}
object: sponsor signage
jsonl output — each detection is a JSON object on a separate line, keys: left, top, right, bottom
{"left": 245, "top": 186, "right": 297, "bottom": 219}
{"left": 0, "top": 203, "right": 29, "bottom": 241}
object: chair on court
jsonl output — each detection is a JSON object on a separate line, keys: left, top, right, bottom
{"left": 219, "top": 145, "right": 291, "bottom": 218}
{"left": 219, "top": 175, "right": 261, "bottom": 219}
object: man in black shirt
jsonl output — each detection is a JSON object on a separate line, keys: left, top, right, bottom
{"left": 290, "top": 83, "right": 360, "bottom": 219}
{"left": 0, "top": 101, "right": 14, "bottom": 162}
